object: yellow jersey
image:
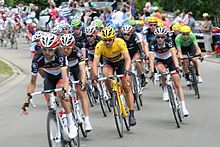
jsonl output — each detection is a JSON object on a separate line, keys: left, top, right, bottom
{"left": 94, "top": 38, "right": 128, "bottom": 63}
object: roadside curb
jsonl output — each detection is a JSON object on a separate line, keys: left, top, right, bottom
{"left": 204, "top": 58, "right": 220, "bottom": 64}
{"left": 0, "top": 57, "right": 23, "bottom": 87}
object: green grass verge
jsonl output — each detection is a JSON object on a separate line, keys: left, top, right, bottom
{"left": 0, "top": 60, "right": 13, "bottom": 76}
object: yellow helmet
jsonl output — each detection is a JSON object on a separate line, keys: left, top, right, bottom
{"left": 100, "top": 27, "right": 116, "bottom": 40}
{"left": 172, "top": 23, "right": 180, "bottom": 31}
{"left": 180, "top": 25, "right": 191, "bottom": 33}
{"left": 136, "top": 20, "right": 144, "bottom": 25}
{"left": 147, "top": 16, "right": 158, "bottom": 23}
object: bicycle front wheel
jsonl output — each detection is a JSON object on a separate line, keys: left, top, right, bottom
{"left": 167, "top": 85, "right": 180, "bottom": 128}
{"left": 47, "top": 112, "right": 64, "bottom": 147}
{"left": 112, "top": 91, "right": 123, "bottom": 138}
{"left": 190, "top": 66, "right": 200, "bottom": 99}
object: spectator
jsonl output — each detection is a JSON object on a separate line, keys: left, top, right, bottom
{"left": 187, "top": 12, "right": 195, "bottom": 32}
{"left": 172, "top": 10, "right": 181, "bottom": 25}
{"left": 201, "top": 13, "right": 212, "bottom": 57}
{"left": 162, "top": 13, "right": 171, "bottom": 31}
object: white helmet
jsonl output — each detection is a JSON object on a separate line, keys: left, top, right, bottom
{"left": 32, "top": 31, "right": 44, "bottom": 42}
{"left": 154, "top": 27, "right": 168, "bottom": 35}
{"left": 60, "top": 34, "right": 75, "bottom": 47}
{"left": 0, "top": 0, "right": 5, "bottom": 5}
{"left": 85, "top": 25, "right": 96, "bottom": 35}
{"left": 40, "top": 33, "right": 59, "bottom": 48}
{"left": 52, "top": 26, "right": 62, "bottom": 34}
{"left": 121, "top": 25, "right": 134, "bottom": 34}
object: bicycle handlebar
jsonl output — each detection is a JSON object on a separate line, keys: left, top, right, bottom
{"left": 98, "top": 74, "right": 125, "bottom": 81}
{"left": 29, "top": 87, "right": 65, "bottom": 97}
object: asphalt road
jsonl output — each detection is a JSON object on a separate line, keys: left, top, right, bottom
{"left": 0, "top": 38, "right": 220, "bottom": 147}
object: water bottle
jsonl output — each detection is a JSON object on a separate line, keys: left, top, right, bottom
{"left": 120, "top": 93, "right": 126, "bottom": 106}
{"left": 50, "top": 93, "right": 56, "bottom": 109}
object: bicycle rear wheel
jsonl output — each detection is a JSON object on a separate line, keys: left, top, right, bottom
{"left": 190, "top": 67, "right": 200, "bottom": 99}
{"left": 86, "top": 85, "right": 94, "bottom": 107}
{"left": 112, "top": 91, "right": 123, "bottom": 138}
{"left": 133, "top": 75, "right": 140, "bottom": 111}
{"left": 167, "top": 85, "right": 180, "bottom": 128}
{"left": 98, "top": 85, "right": 108, "bottom": 117}
{"left": 68, "top": 128, "right": 80, "bottom": 147}
{"left": 47, "top": 111, "right": 64, "bottom": 147}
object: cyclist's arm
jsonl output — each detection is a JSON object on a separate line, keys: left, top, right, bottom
{"left": 149, "top": 43, "right": 155, "bottom": 73}
{"left": 175, "top": 35, "right": 183, "bottom": 58}
{"left": 191, "top": 34, "right": 201, "bottom": 54}
{"left": 121, "top": 51, "right": 131, "bottom": 71}
{"left": 60, "top": 66, "right": 69, "bottom": 92}
{"left": 25, "top": 75, "right": 37, "bottom": 103}
{"left": 170, "top": 47, "right": 180, "bottom": 68}
{"left": 93, "top": 57, "right": 100, "bottom": 77}
{"left": 79, "top": 61, "right": 86, "bottom": 85}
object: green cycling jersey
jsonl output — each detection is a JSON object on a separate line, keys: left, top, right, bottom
{"left": 175, "top": 33, "right": 198, "bottom": 49}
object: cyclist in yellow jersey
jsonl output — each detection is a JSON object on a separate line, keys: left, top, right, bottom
{"left": 93, "top": 27, "right": 136, "bottom": 126}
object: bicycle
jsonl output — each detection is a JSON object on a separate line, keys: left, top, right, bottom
{"left": 96, "top": 64, "right": 111, "bottom": 117}
{"left": 28, "top": 88, "right": 80, "bottom": 147}
{"left": 131, "top": 59, "right": 143, "bottom": 111}
{"left": 181, "top": 53, "right": 203, "bottom": 99}
{"left": 68, "top": 77, "right": 88, "bottom": 138}
{"left": 154, "top": 71, "right": 182, "bottom": 128}
{"left": 98, "top": 74, "right": 130, "bottom": 138}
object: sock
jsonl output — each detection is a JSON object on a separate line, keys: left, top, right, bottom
{"left": 67, "top": 113, "right": 75, "bottom": 126}
{"left": 181, "top": 100, "right": 186, "bottom": 109}
{"left": 129, "top": 110, "right": 134, "bottom": 117}
{"left": 84, "top": 116, "right": 90, "bottom": 123}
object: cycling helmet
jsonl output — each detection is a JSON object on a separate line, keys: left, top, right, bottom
{"left": 100, "top": 27, "right": 116, "bottom": 40}
{"left": 180, "top": 25, "right": 191, "bottom": 33}
{"left": 40, "top": 33, "right": 59, "bottom": 48}
{"left": 172, "top": 23, "right": 181, "bottom": 31}
{"left": 137, "top": 20, "right": 145, "bottom": 25}
{"left": 32, "top": 31, "right": 44, "bottom": 42}
{"left": 85, "top": 25, "right": 96, "bottom": 35}
{"left": 52, "top": 26, "right": 62, "bottom": 34}
{"left": 91, "top": 19, "right": 104, "bottom": 29}
{"left": 71, "top": 19, "right": 82, "bottom": 28}
{"left": 147, "top": 16, "right": 158, "bottom": 23}
{"left": 154, "top": 27, "right": 168, "bottom": 35}
{"left": 129, "top": 20, "right": 136, "bottom": 26}
{"left": 121, "top": 25, "right": 134, "bottom": 34}
{"left": 60, "top": 34, "right": 75, "bottom": 47}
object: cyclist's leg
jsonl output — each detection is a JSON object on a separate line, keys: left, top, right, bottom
{"left": 190, "top": 45, "right": 202, "bottom": 82}
{"left": 102, "top": 62, "right": 114, "bottom": 92}
{"left": 116, "top": 60, "right": 136, "bottom": 126}
{"left": 156, "top": 59, "right": 169, "bottom": 101}
{"left": 181, "top": 46, "right": 191, "bottom": 83}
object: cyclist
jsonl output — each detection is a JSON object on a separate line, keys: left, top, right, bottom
{"left": 119, "top": 24, "right": 147, "bottom": 87}
{"left": 93, "top": 27, "right": 136, "bottom": 126}
{"left": 175, "top": 25, "right": 203, "bottom": 85}
{"left": 60, "top": 33, "right": 92, "bottom": 131}
{"left": 21, "top": 33, "right": 78, "bottom": 139}
{"left": 71, "top": 19, "right": 86, "bottom": 51}
{"left": 30, "top": 31, "right": 44, "bottom": 57}
{"left": 169, "top": 23, "right": 181, "bottom": 47}
{"left": 143, "top": 16, "right": 158, "bottom": 51}
{"left": 149, "top": 27, "right": 189, "bottom": 116}
{"left": 83, "top": 25, "right": 101, "bottom": 98}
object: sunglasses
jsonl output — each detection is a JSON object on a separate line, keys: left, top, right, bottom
{"left": 149, "top": 23, "right": 157, "bottom": 27}
{"left": 156, "top": 36, "right": 166, "bottom": 39}
{"left": 103, "top": 39, "right": 114, "bottom": 42}
{"left": 74, "top": 27, "right": 81, "bottom": 30}
{"left": 42, "top": 48, "right": 55, "bottom": 52}
{"left": 86, "top": 35, "right": 94, "bottom": 38}
{"left": 123, "top": 33, "right": 131, "bottom": 36}
{"left": 182, "top": 33, "right": 189, "bottom": 36}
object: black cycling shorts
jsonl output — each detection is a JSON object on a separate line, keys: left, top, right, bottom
{"left": 181, "top": 43, "right": 196, "bottom": 56}
{"left": 155, "top": 57, "right": 176, "bottom": 72}
{"left": 44, "top": 72, "right": 62, "bottom": 91}
{"left": 103, "top": 59, "right": 125, "bottom": 75}
{"left": 69, "top": 65, "right": 80, "bottom": 81}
